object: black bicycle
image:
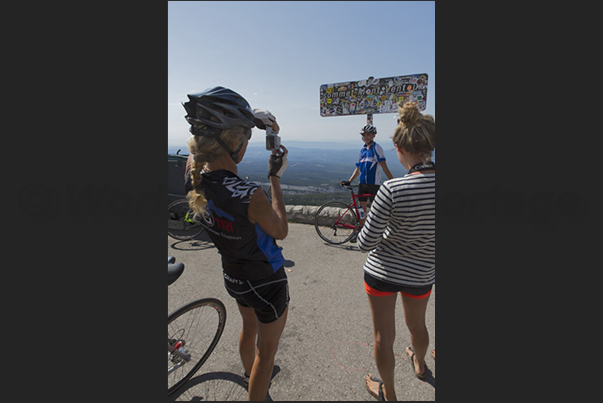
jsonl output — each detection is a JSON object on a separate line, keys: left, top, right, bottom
{"left": 168, "top": 257, "right": 226, "bottom": 396}
{"left": 167, "top": 198, "right": 205, "bottom": 240}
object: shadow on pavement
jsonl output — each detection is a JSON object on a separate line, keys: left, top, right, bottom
{"left": 322, "top": 242, "right": 366, "bottom": 252}
{"left": 169, "top": 366, "right": 281, "bottom": 401}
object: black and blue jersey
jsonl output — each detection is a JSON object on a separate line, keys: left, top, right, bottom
{"left": 197, "top": 169, "right": 284, "bottom": 281}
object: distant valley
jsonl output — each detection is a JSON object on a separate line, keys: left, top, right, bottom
{"left": 168, "top": 141, "right": 434, "bottom": 206}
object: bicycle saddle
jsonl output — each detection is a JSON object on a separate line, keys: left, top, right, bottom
{"left": 168, "top": 259, "right": 185, "bottom": 286}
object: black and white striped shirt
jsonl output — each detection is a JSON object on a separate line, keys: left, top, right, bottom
{"left": 357, "top": 171, "right": 435, "bottom": 287}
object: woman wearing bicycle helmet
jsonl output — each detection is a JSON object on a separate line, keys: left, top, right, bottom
{"left": 183, "top": 86, "right": 289, "bottom": 401}
{"left": 358, "top": 102, "right": 435, "bottom": 401}
{"left": 341, "top": 125, "right": 394, "bottom": 229}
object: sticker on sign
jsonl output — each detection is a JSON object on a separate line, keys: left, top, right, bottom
{"left": 319, "top": 74, "right": 428, "bottom": 117}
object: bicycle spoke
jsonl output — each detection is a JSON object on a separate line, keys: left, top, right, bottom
{"left": 314, "top": 201, "right": 357, "bottom": 244}
{"left": 168, "top": 199, "right": 205, "bottom": 240}
{"left": 168, "top": 299, "right": 226, "bottom": 396}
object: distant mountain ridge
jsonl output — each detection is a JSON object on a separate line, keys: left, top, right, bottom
{"left": 168, "top": 141, "right": 434, "bottom": 205}
{"left": 169, "top": 142, "right": 409, "bottom": 185}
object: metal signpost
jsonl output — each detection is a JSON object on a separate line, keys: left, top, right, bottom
{"left": 319, "top": 73, "right": 428, "bottom": 127}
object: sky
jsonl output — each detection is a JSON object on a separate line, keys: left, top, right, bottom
{"left": 168, "top": 1, "right": 435, "bottom": 149}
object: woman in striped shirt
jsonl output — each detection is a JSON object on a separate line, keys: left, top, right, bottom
{"left": 358, "top": 101, "right": 435, "bottom": 401}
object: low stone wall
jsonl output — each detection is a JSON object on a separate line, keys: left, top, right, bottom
{"left": 286, "top": 205, "right": 348, "bottom": 226}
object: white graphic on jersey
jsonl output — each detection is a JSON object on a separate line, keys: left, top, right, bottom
{"left": 222, "top": 177, "right": 258, "bottom": 203}
{"left": 359, "top": 156, "right": 378, "bottom": 170}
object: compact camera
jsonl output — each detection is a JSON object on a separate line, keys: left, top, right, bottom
{"left": 265, "top": 126, "right": 281, "bottom": 151}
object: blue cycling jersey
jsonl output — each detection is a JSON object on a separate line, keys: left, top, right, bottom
{"left": 356, "top": 142, "right": 386, "bottom": 185}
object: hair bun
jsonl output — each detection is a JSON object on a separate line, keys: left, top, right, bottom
{"left": 399, "top": 101, "right": 422, "bottom": 127}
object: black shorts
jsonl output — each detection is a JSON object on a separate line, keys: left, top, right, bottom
{"left": 223, "top": 266, "right": 290, "bottom": 323}
{"left": 358, "top": 183, "right": 380, "bottom": 202}
{"left": 364, "top": 272, "right": 433, "bottom": 299}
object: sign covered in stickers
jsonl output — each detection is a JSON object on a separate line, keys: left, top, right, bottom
{"left": 319, "top": 73, "right": 428, "bottom": 117}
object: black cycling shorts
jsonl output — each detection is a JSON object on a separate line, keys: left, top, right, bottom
{"left": 358, "top": 183, "right": 380, "bottom": 202}
{"left": 364, "top": 272, "right": 433, "bottom": 299}
{"left": 223, "top": 266, "right": 290, "bottom": 323}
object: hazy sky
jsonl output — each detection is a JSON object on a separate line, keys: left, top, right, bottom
{"left": 168, "top": 1, "right": 435, "bottom": 148}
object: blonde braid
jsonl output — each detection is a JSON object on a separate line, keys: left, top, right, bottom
{"left": 185, "top": 125, "right": 247, "bottom": 215}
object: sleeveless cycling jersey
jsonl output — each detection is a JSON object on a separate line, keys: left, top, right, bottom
{"left": 198, "top": 170, "right": 284, "bottom": 281}
{"left": 356, "top": 142, "right": 386, "bottom": 185}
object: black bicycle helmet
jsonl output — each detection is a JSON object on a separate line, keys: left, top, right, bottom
{"left": 182, "top": 86, "right": 255, "bottom": 163}
{"left": 360, "top": 125, "right": 377, "bottom": 134}
{"left": 182, "top": 86, "right": 255, "bottom": 132}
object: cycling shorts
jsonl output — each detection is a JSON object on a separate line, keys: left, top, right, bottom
{"left": 358, "top": 183, "right": 380, "bottom": 202}
{"left": 223, "top": 266, "right": 290, "bottom": 323}
{"left": 364, "top": 272, "right": 432, "bottom": 299}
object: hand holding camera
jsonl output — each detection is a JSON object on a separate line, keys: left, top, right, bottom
{"left": 268, "top": 145, "right": 288, "bottom": 179}
{"left": 253, "top": 108, "right": 281, "bottom": 151}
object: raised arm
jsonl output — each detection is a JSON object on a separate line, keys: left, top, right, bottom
{"left": 248, "top": 145, "right": 289, "bottom": 240}
{"left": 248, "top": 182, "right": 288, "bottom": 240}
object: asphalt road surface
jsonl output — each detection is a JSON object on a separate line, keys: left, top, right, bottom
{"left": 168, "top": 223, "right": 435, "bottom": 401}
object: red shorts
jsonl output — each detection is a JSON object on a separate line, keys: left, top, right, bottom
{"left": 364, "top": 273, "right": 432, "bottom": 299}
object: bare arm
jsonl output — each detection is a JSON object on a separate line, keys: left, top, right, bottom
{"left": 380, "top": 160, "right": 394, "bottom": 180}
{"left": 269, "top": 176, "right": 288, "bottom": 237}
{"left": 248, "top": 183, "right": 288, "bottom": 240}
{"left": 248, "top": 145, "right": 289, "bottom": 240}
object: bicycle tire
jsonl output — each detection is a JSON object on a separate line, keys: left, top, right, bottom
{"left": 168, "top": 298, "right": 226, "bottom": 396}
{"left": 167, "top": 199, "right": 205, "bottom": 240}
{"left": 314, "top": 201, "right": 358, "bottom": 244}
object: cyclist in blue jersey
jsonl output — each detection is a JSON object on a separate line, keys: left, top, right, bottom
{"left": 341, "top": 125, "right": 394, "bottom": 226}
{"left": 183, "top": 87, "right": 289, "bottom": 401}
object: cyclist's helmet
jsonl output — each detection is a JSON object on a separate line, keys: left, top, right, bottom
{"left": 182, "top": 86, "right": 256, "bottom": 134}
{"left": 360, "top": 125, "right": 377, "bottom": 134}
{"left": 182, "top": 86, "right": 255, "bottom": 163}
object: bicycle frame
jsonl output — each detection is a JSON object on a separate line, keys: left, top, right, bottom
{"left": 168, "top": 341, "right": 191, "bottom": 361}
{"left": 167, "top": 341, "right": 192, "bottom": 375}
{"left": 334, "top": 186, "right": 375, "bottom": 230}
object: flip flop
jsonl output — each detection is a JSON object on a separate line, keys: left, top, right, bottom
{"left": 365, "top": 374, "right": 385, "bottom": 401}
{"left": 406, "top": 347, "right": 428, "bottom": 380}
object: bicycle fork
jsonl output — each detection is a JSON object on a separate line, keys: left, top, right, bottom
{"left": 168, "top": 340, "right": 191, "bottom": 374}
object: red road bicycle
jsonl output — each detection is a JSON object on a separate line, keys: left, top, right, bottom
{"left": 313, "top": 184, "right": 376, "bottom": 245}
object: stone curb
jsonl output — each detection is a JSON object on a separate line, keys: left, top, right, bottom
{"left": 286, "top": 205, "right": 348, "bottom": 226}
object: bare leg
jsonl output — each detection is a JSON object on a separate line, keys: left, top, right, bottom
{"left": 237, "top": 303, "right": 258, "bottom": 379}
{"left": 401, "top": 293, "right": 430, "bottom": 377}
{"left": 367, "top": 293, "right": 398, "bottom": 401}
{"left": 247, "top": 306, "right": 289, "bottom": 401}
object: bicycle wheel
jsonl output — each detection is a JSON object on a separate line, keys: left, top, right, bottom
{"left": 168, "top": 199, "right": 205, "bottom": 240}
{"left": 168, "top": 298, "right": 226, "bottom": 396}
{"left": 314, "top": 201, "right": 358, "bottom": 244}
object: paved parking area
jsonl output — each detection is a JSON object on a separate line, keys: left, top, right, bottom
{"left": 168, "top": 222, "right": 435, "bottom": 401}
